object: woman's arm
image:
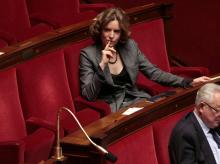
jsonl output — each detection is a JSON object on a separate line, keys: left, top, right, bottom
{"left": 131, "top": 40, "right": 186, "bottom": 87}
{"left": 130, "top": 40, "right": 211, "bottom": 87}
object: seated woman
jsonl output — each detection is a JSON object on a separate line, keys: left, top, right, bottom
{"left": 80, "top": 8, "right": 210, "bottom": 112}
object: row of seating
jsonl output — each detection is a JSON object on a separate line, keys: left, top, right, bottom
{"left": 107, "top": 105, "right": 193, "bottom": 164}
{"left": 0, "top": 43, "right": 108, "bottom": 164}
{"left": 0, "top": 18, "right": 208, "bottom": 163}
{"left": 0, "top": 0, "right": 113, "bottom": 49}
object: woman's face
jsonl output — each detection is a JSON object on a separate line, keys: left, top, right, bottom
{"left": 101, "top": 19, "right": 121, "bottom": 48}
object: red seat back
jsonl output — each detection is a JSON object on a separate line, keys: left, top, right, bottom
{"left": 0, "top": 39, "right": 8, "bottom": 48}
{"left": 0, "top": 0, "right": 31, "bottom": 39}
{"left": 152, "top": 106, "right": 193, "bottom": 164}
{"left": 0, "top": 0, "right": 52, "bottom": 42}
{"left": 107, "top": 126, "right": 158, "bottom": 164}
{"left": 64, "top": 39, "right": 93, "bottom": 99}
{"left": 0, "top": 68, "right": 26, "bottom": 141}
{"left": 16, "top": 50, "right": 75, "bottom": 124}
{"left": 27, "top": 0, "right": 97, "bottom": 26}
{"left": 131, "top": 19, "right": 171, "bottom": 72}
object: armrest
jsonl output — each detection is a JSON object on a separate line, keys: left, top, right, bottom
{"left": 136, "top": 73, "right": 169, "bottom": 96}
{"left": 80, "top": 3, "right": 114, "bottom": 13}
{"left": 30, "top": 13, "right": 61, "bottom": 29}
{"left": 136, "top": 80, "right": 159, "bottom": 96}
{"left": 0, "top": 140, "right": 25, "bottom": 163}
{"left": 26, "top": 117, "right": 56, "bottom": 134}
{"left": 75, "top": 96, "right": 111, "bottom": 117}
{"left": 0, "top": 31, "right": 17, "bottom": 44}
{"left": 170, "top": 66, "right": 209, "bottom": 78}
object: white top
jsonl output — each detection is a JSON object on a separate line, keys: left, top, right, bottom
{"left": 194, "top": 111, "right": 220, "bottom": 164}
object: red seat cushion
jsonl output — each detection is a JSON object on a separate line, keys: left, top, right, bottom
{"left": 23, "top": 128, "right": 54, "bottom": 163}
{"left": 62, "top": 108, "right": 100, "bottom": 134}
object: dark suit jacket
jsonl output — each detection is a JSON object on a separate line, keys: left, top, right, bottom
{"left": 169, "top": 112, "right": 217, "bottom": 164}
{"left": 80, "top": 39, "right": 189, "bottom": 112}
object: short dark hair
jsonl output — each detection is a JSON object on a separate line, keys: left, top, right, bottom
{"left": 89, "top": 8, "right": 130, "bottom": 44}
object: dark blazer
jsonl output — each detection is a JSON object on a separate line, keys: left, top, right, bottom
{"left": 169, "top": 112, "right": 217, "bottom": 164}
{"left": 80, "top": 39, "right": 188, "bottom": 112}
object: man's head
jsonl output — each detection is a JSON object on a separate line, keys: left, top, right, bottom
{"left": 195, "top": 83, "right": 220, "bottom": 128}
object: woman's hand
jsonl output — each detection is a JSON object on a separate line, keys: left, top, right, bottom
{"left": 99, "top": 41, "right": 116, "bottom": 70}
{"left": 191, "top": 76, "right": 211, "bottom": 87}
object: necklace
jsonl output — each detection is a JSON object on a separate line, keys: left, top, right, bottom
{"left": 108, "top": 53, "right": 118, "bottom": 64}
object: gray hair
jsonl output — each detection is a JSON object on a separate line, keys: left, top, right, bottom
{"left": 195, "top": 83, "right": 220, "bottom": 106}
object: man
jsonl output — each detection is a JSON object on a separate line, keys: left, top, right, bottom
{"left": 169, "top": 83, "right": 220, "bottom": 164}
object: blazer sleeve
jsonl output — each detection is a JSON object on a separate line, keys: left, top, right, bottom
{"left": 80, "top": 49, "right": 106, "bottom": 101}
{"left": 169, "top": 130, "right": 200, "bottom": 164}
{"left": 131, "top": 40, "right": 191, "bottom": 87}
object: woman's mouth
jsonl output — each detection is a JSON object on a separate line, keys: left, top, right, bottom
{"left": 108, "top": 41, "right": 113, "bottom": 47}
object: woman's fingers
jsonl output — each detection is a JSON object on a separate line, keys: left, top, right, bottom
{"left": 104, "top": 41, "right": 111, "bottom": 50}
{"left": 104, "top": 41, "right": 116, "bottom": 53}
{"left": 108, "top": 47, "right": 116, "bottom": 53}
{"left": 191, "top": 76, "right": 212, "bottom": 86}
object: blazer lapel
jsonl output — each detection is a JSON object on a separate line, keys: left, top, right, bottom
{"left": 118, "top": 45, "right": 136, "bottom": 85}
{"left": 191, "top": 114, "right": 217, "bottom": 164}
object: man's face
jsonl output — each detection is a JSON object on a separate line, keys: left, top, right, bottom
{"left": 101, "top": 19, "right": 121, "bottom": 48}
{"left": 199, "top": 92, "right": 220, "bottom": 128}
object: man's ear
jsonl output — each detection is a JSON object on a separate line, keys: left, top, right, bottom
{"left": 196, "top": 103, "right": 205, "bottom": 115}
{"left": 198, "top": 102, "right": 204, "bottom": 109}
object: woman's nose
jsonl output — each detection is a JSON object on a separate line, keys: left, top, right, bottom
{"left": 109, "top": 31, "right": 114, "bottom": 38}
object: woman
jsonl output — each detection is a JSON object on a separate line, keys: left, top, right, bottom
{"left": 80, "top": 8, "right": 210, "bottom": 112}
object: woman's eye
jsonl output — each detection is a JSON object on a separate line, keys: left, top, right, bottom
{"left": 114, "top": 30, "right": 121, "bottom": 33}
{"left": 103, "top": 29, "right": 121, "bottom": 33}
{"left": 104, "top": 28, "right": 111, "bottom": 32}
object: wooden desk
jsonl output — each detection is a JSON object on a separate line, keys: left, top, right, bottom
{"left": 59, "top": 86, "right": 201, "bottom": 163}
{"left": 58, "top": 77, "right": 220, "bottom": 164}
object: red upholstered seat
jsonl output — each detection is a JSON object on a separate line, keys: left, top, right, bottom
{"left": 0, "top": 68, "right": 54, "bottom": 163}
{"left": 107, "top": 126, "right": 158, "bottom": 164}
{"left": 64, "top": 39, "right": 111, "bottom": 116}
{"left": 0, "top": 39, "right": 8, "bottom": 48}
{"left": 27, "top": 0, "right": 100, "bottom": 29}
{"left": 84, "top": 0, "right": 142, "bottom": 9}
{"left": 0, "top": 0, "right": 52, "bottom": 43}
{"left": 0, "top": 31, "right": 16, "bottom": 48}
{"left": 16, "top": 50, "right": 100, "bottom": 134}
{"left": 131, "top": 19, "right": 209, "bottom": 95}
{"left": 80, "top": 3, "right": 115, "bottom": 13}
{"left": 152, "top": 106, "right": 193, "bottom": 164}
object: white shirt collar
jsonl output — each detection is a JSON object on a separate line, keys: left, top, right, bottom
{"left": 193, "top": 110, "right": 210, "bottom": 134}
